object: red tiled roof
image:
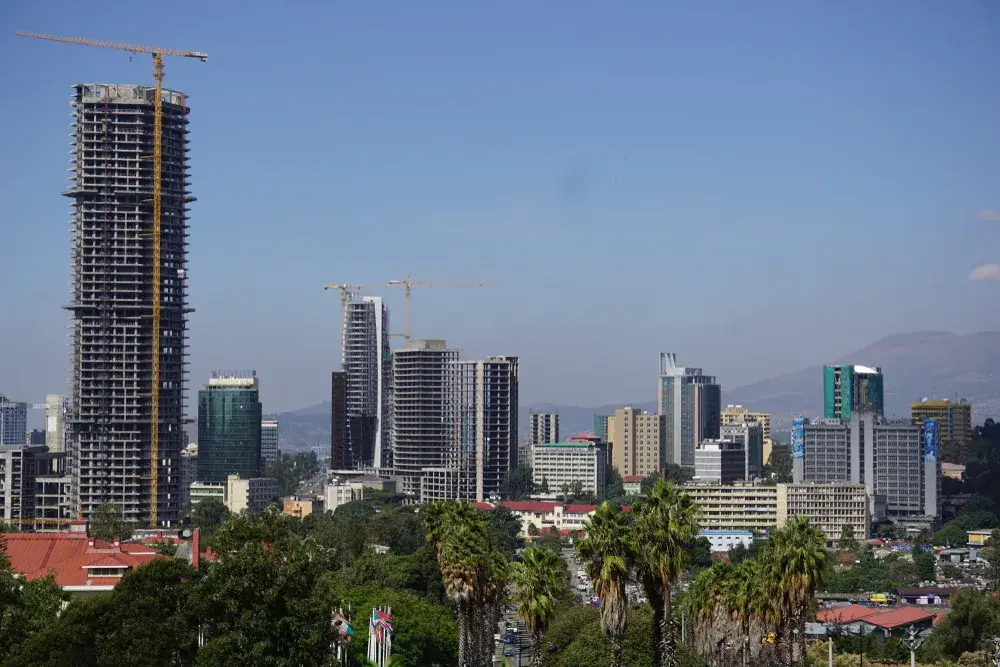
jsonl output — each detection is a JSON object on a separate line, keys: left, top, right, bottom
{"left": 472, "top": 502, "right": 495, "bottom": 511}
{"left": 566, "top": 504, "right": 597, "bottom": 514}
{"left": 864, "top": 607, "right": 938, "bottom": 630}
{"left": 0, "top": 532, "right": 161, "bottom": 589}
{"left": 501, "top": 501, "right": 560, "bottom": 514}
{"left": 816, "top": 605, "right": 879, "bottom": 624}
{"left": 623, "top": 476, "right": 644, "bottom": 483}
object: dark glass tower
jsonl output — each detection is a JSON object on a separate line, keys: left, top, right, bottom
{"left": 196, "top": 373, "right": 262, "bottom": 483}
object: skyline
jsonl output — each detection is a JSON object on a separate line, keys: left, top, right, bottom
{"left": 2, "top": 1, "right": 1000, "bottom": 415}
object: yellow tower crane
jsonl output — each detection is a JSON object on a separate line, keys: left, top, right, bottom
{"left": 387, "top": 274, "right": 493, "bottom": 339}
{"left": 16, "top": 31, "right": 207, "bottom": 528}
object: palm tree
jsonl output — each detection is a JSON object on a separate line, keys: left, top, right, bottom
{"left": 424, "top": 501, "right": 509, "bottom": 667}
{"left": 575, "top": 501, "right": 634, "bottom": 667}
{"left": 768, "top": 516, "right": 828, "bottom": 665}
{"left": 685, "top": 563, "right": 733, "bottom": 666}
{"left": 510, "top": 546, "right": 563, "bottom": 667}
{"left": 634, "top": 480, "right": 700, "bottom": 667}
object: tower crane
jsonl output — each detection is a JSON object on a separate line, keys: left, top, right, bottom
{"left": 323, "top": 283, "right": 387, "bottom": 309}
{"left": 386, "top": 274, "right": 493, "bottom": 339}
{"left": 16, "top": 31, "right": 207, "bottom": 528}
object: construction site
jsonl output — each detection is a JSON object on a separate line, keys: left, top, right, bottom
{"left": 66, "top": 82, "right": 191, "bottom": 525}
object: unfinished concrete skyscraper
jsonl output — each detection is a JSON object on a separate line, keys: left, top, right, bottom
{"left": 341, "top": 297, "right": 391, "bottom": 469}
{"left": 66, "top": 83, "right": 191, "bottom": 525}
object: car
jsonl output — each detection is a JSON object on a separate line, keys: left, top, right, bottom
{"left": 503, "top": 648, "right": 515, "bottom": 657}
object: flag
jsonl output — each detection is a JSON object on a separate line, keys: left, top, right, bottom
{"left": 370, "top": 608, "right": 393, "bottom": 642}
{"left": 332, "top": 612, "right": 355, "bottom": 643}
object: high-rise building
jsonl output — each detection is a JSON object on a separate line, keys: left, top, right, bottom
{"left": 720, "top": 421, "right": 764, "bottom": 480}
{"left": 777, "top": 483, "right": 869, "bottom": 548}
{"left": 66, "top": 83, "right": 191, "bottom": 526}
{"left": 792, "top": 415, "right": 940, "bottom": 519}
{"left": 529, "top": 413, "right": 559, "bottom": 445}
{"left": 610, "top": 407, "right": 664, "bottom": 478}
{"left": 179, "top": 443, "right": 197, "bottom": 508}
{"left": 342, "top": 297, "right": 392, "bottom": 468}
{"left": 0, "top": 395, "right": 28, "bottom": 446}
{"left": 823, "top": 365, "right": 884, "bottom": 419}
{"left": 330, "top": 371, "right": 349, "bottom": 469}
{"left": 391, "top": 340, "right": 459, "bottom": 496}
{"left": 29, "top": 430, "right": 46, "bottom": 445}
{"left": 721, "top": 405, "right": 772, "bottom": 463}
{"left": 911, "top": 399, "right": 973, "bottom": 444}
{"left": 658, "top": 353, "right": 721, "bottom": 467}
{"left": 44, "top": 394, "right": 67, "bottom": 453}
{"left": 197, "top": 374, "right": 262, "bottom": 484}
{"left": 260, "top": 419, "right": 278, "bottom": 469}
{"left": 448, "top": 357, "right": 519, "bottom": 502}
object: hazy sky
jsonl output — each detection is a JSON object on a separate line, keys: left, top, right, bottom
{"left": 2, "top": 1, "right": 999, "bottom": 416}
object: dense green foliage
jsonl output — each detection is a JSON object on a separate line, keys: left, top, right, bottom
{"left": 766, "top": 443, "right": 793, "bottom": 483}
{"left": 266, "top": 450, "right": 321, "bottom": 497}
{"left": 821, "top": 552, "right": 919, "bottom": 594}
{"left": 88, "top": 502, "right": 134, "bottom": 543}
{"left": 503, "top": 465, "right": 534, "bottom": 500}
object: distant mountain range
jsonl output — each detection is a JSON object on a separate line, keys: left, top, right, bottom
{"left": 274, "top": 331, "right": 1000, "bottom": 450}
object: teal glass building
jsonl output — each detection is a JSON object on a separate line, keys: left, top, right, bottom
{"left": 197, "top": 373, "right": 262, "bottom": 483}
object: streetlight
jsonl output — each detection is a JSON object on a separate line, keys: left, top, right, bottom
{"left": 901, "top": 625, "right": 924, "bottom": 667}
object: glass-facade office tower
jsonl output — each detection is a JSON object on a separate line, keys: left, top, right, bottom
{"left": 66, "top": 83, "right": 191, "bottom": 525}
{"left": 658, "top": 353, "right": 721, "bottom": 467}
{"left": 260, "top": 420, "right": 278, "bottom": 469}
{"left": 342, "top": 297, "right": 392, "bottom": 469}
{"left": 197, "top": 374, "right": 262, "bottom": 483}
{"left": 824, "top": 365, "right": 884, "bottom": 419}
{"left": 0, "top": 395, "right": 28, "bottom": 446}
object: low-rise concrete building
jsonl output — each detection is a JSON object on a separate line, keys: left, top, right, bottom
{"left": 190, "top": 474, "right": 277, "bottom": 513}
{"left": 694, "top": 440, "right": 746, "bottom": 484}
{"left": 777, "top": 483, "right": 869, "bottom": 548}
{"left": 698, "top": 529, "right": 754, "bottom": 553}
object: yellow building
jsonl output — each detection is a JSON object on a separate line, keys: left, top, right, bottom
{"left": 910, "top": 400, "right": 973, "bottom": 443}
{"left": 721, "top": 405, "right": 773, "bottom": 463}
{"left": 684, "top": 483, "right": 779, "bottom": 533}
{"left": 282, "top": 498, "right": 318, "bottom": 519}
{"left": 967, "top": 529, "right": 995, "bottom": 547}
{"left": 610, "top": 407, "right": 664, "bottom": 478}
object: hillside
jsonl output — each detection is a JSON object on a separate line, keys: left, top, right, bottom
{"left": 275, "top": 331, "right": 1000, "bottom": 448}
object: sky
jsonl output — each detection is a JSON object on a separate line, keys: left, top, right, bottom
{"left": 1, "top": 1, "right": 999, "bottom": 417}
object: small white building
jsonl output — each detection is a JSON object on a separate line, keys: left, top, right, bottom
{"left": 698, "top": 529, "right": 754, "bottom": 553}
{"left": 190, "top": 474, "right": 277, "bottom": 513}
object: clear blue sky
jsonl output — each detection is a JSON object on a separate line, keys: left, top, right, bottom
{"left": 2, "top": 1, "right": 999, "bottom": 415}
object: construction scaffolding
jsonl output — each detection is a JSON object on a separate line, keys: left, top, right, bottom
{"left": 65, "top": 83, "right": 191, "bottom": 526}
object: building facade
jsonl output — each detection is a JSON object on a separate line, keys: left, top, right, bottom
{"left": 529, "top": 413, "right": 559, "bottom": 445}
{"left": 531, "top": 441, "right": 608, "bottom": 497}
{"left": 777, "top": 483, "right": 869, "bottom": 547}
{"left": 448, "top": 356, "right": 519, "bottom": 502}
{"left": 260, "top": 419, "right": 278, "bottom": 469}
{"left": 684, "top": 483, "right": 779, "bottom": 533}
{"left": 609, "top": 407, "right": 664, "bottom": 478}
{"left": 66, "top": 83, "right": 191, "bottom": 526}
{"left": 197, "top": 374, "right": 262, "bottom": 483}
{"left": 721, "top": 405, "right": 772, "bottom": 463}
{"left": 699, "top": 529, "right": 754, "bottom": 553}
{"left": 391, "top": 340, "right": 459, "bottom": 496}
{"left": 44, "top": 394, "right": 68, "bottom": 453}
{"left": 721, "top": 421, "right": 764, "bottom": 480}
{"left": 342, "top": 297, "right": 392, "bottom": 469}
{"left": 330, "top": 371, "right": 349, "bottom": 469}
{"left": 658, "top": 353, "right": 721, "bottom": 467}
{"left": 911, "top": 400, "right": 972, "bottom": 444}
{"left": 793, "top": 415, "right": 940, "bottom": 519}
{"left": 694, "top": 440, "right": 746, "bottom": 484}
{"left": 189, "top": 474, "right": 276, "bottom": 513}
{"left": 824, "top": 365, "right": 884, "bottom": 419}
{"left": 0, "top": 395, "right": 28, "bottom": 446}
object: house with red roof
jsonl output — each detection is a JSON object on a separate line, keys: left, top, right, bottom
{"left": 816, "top": 604, "right": 939, "bottom": 641}
{"left": 1, "top": 532, "right": 164, "bottom": 596}
{"left": 475, "top": 500, "right": 609, "bottom": 537}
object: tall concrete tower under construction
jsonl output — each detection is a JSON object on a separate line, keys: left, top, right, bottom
{"left": 66, "top": 83, "right": 192, "bottom": 526}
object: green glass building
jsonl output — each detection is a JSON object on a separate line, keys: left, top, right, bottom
{"left": 197, "top": 373, "right": 263, "bottom": 483}
{"left": 823, "top": 365, "right": 884, "bottom": 419}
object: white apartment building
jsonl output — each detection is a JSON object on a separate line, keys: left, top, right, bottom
{"left": 531, "top": 440, "right": 607, "bottom": 496}
{"left": 189, "top": 474, "right": 277, "bottom": 513}
{"left": 777, "top": 482, "right": 869, "bottom": 548}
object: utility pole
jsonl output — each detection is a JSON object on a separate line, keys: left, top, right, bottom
{"left": 901, "top": 625, "right": 924, "bottom": 667}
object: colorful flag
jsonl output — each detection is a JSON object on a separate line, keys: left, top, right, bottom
{"left": 332, "top": 612, "right": 355, "bottom": 643}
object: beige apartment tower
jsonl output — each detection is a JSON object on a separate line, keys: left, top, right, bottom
{"left": 610, "top": 407, "right": 664, "bottom": 478}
